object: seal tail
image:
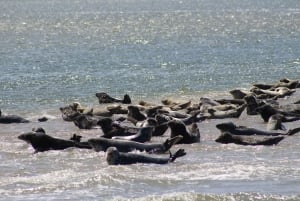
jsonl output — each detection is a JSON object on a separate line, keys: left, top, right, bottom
{"left": 169, "top": 149, "right": 186, "bottom": 162}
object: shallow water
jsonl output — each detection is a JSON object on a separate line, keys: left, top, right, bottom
{"left": 0, "top": 0, "right": 300, "bottom": 200}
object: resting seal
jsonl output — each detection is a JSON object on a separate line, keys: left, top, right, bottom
{"left": 216, "top": 122, "right": 300, "bottom": 136}
{"left": 18, "top": 130, "right": 92, "bottom": 153}
{"left": 215, "top": 132, "right": 284, "bottom": 146}
{"left": 106, "top": 147, "right": 186, "bottom": 165}
{"left": 206, "top": 104, "right": 246, "bottom": 119}
{"left": 112, "top": 126, "right": 153, "bottom": 143}
{"left": 0, "top": 110, "right": 29, "bottom": 124}
{"left": 95, "top": 92, "right": 131, "bottom": 104}
{"left": 88, "top": 135, "right": 183, "bottom": 153}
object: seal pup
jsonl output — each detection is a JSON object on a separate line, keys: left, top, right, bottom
{"left": 95, "top": 92, "right": 131, "bottom": 104}
{"left": 18, "top": 131, "right": 92, "bottom": 153}
{"left": 106, "top": 147, "right": 186, "bottom": 165}
{"left": 168, "top": 120, "right": 200, "bottom": 144}
{"left": 87, "top": 135, "right": 183, "bottom": 153}
{"left": 112, "top": 126, "right": 153, "bottom": 143}
{"left": 215, "top": 132, "right": 284, "bottom": 146}
{"left": 0, "top": 109, "right": 29, "bottom": 124}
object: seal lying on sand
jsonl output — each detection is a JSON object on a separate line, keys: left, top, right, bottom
{"left": 95, "top": 92, "right": 131, "bottom": 104}
{"left": 0, "top": 109, "right": 29, "bottom": 124}
{"left": 205, "top": 104, "right": 246, "bottom": 119}
{"left": 18, "top": 130, "right": 92, "bottom": 153}
{"left": 112, "top": 126, "right": 153, "bottom": 143}
{"left": 106, "top": 147, "right": 186, "bottom": 165}
{"left": 88, "top": 135, "right": 183, "bottom": 153}
{"left": 216, "top": 122, "right": 300, "bottom": 136}
{"left": 215, "top": 132, "right": 284, "bottom": 146}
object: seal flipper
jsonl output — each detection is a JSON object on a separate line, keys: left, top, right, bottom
{"left": 162, "top": 135, "right": 183, "bottom": 152}
{"left": 169, "top": 149, "right": 186, "bottom": 162}
{"left": 286, "top": 127, "right": 300, "bottom": 136}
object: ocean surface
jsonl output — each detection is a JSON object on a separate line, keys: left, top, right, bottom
{"left": 0, "top": 0, "right": 300, "bottom": 200}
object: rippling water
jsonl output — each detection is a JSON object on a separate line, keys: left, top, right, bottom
{"left": 0, "top": 0, "right": 300, "bottom": 200}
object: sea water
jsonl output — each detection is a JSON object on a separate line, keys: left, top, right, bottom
{"left": 0, "top": 0, "right": 300, "bottom": 200}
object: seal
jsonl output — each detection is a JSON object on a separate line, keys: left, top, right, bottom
{"left": 87, "top": 135, "right": 183, "bottom": 153}
{"left": 97, "top": 118, "right": 139, "bottom": 138}
{"left": 127, "top": 105, "right": 147, "bottom": 124}
{"left": 215, "top": 132, "right": 284, "bottom": 146}
{"left": 216, "top": 122, "right": 300, "bottom": 136}
{"left": 161, "top": 99, "right": 191, "bottom": 111}
{"left": 105, "top": 147, "right": 186, "bottom": 165}
{"left": 18, "top": 131, "right": 92, "bottom": 153}
{"left": 168, "top": 120, "right": 200, "bottom": 144}
{"left": 0, "top": 109, "right": 29, "bottom": 124}
{"left": 95, "top": 92, "right": 131, "bottom": 104}
{"left": 255, "top": 104, "right": 300, "bottom": 122}
{"left": 72, "top": 113, "right": 105, "bottom": 129}
{"left": 229, "top": 89, "right": 250, "bottom": 99}
{"left": 253, "top": 87, "right": 296, "bottom": 99}
{"left": 112, "top": 126, "right": 153, "bottom": 143}
{"left": 205, "top": 104, "right": 246, "bottom": 119}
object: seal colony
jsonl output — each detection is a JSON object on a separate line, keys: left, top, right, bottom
{"left": 13, "top": 78, "right": 300, "bottom": 165}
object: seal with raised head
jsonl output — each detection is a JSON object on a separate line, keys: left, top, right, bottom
{"left": 106, "top": 147, "right": 186, "bottom": 165}
{"left": 127, "top": 105, "right": 147, "bottom": 124}
{"left": 88, "top": 135, "right": 183, "bottom": 153}
{"left": 168, "top": 120, "right": 200, "bottom": 144}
